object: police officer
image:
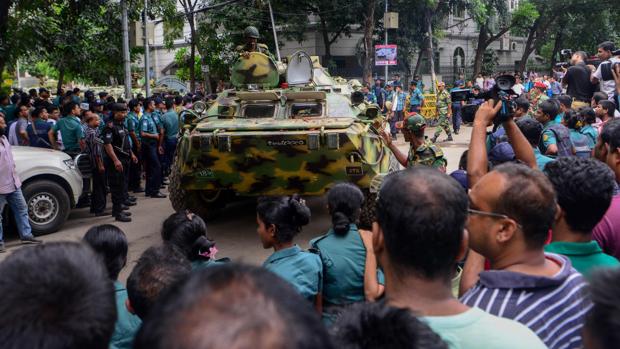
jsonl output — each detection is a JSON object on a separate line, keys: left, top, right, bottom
{"left": 431, "top": 81, "right": 453, "bottom": 143}
{"left": 103, "top": 103, "right": 138, "bottom": 222}
{"left": 126, "top": 99, "right": 143, "bottom": 192}
{"left": 140, "top": 98, "right": 166, "bottom": 198}
{"left": 235, "top": 26, "right": 272, "bottom": 58}
{"left": 382, "top": 114, "right": 447, "bottom": 172}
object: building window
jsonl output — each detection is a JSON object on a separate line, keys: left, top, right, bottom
{"left": 453, "top": 7, "right": 465, "bottom": 19}
{"left": 511, "top": 42, "right": 517, "bottom": 51}
{"left": 453, "top": 47, "right": 465, "bottom": 77}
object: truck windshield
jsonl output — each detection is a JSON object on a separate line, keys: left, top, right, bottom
{"left": 243, "top": 104, "right": 275, "bottom": 118}
{"left": 290, "top": 103, "right": 323, "bottom": 118}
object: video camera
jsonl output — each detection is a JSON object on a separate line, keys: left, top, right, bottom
{"left": 554, "top": 48, "right": 606, "bottom": 70}
{"left": 476, "top": 74, "right": 519, "bottom": 124}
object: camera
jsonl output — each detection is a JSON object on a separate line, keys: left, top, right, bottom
{"left": 477, "top": 74, "right": 518, "bottom": 124}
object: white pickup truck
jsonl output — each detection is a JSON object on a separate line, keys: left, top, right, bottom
{"left": 3, "top": 147, "right": 84, "bottom": 235}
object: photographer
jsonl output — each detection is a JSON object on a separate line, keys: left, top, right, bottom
{"left": 591, "top": 41, "right": 620, "bottom": 100}
{"left": 562, "top": 51, "right": 596, "bottom": 109}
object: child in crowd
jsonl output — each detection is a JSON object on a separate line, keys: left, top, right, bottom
{"left": 161, "top": 210, "right": 227, "bottom": 270}
{"left": 256, "top": 195, "right": 322, "bottom": 306}
{"left": 563, "top": 109, "right": 593, "bottom": 157}
{"left": 83, "top": 225, "right": 142, "bottom": 349}
{"left": 578, "top": 107, "right": 599, "bottom": 149}
{"left": 310, "top": 183, "right": 384, "bottom": 324}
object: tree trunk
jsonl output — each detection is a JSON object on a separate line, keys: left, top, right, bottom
{"left": 319, "top": 17, "right": 332, "bottom": 66}
{"left": 517, "top": 19, "right": 540, "bottom": 73}
{"left": 549, "top": 29, "right": 563, "bottom": 73}
{"left": 362, "top": 0, "right": 376, "bottom": 85}
{"left": 413, "top": 50, "right": 423, "bottom": 77}
{"left": 56, "top": 66, "right": 65, "bottom": 94}
{"left": 0, "top": 0, "right": 14, "bottom": 76}
{"left": 425, "top": 9, "right": 436, "bottom": 92}
{"left": 472, "top": 24, "right": 489, "bottom": 79}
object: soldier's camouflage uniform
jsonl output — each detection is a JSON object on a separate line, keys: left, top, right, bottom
{"left": 408, "top": 139, "right": 447, "bottom": 172}
{"left": 434, "top": 89, "right": 452, "bottom": 139}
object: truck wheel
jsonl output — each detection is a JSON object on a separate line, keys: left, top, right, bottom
{"left": 21, "top": 180, "right": 71, "bottom": 236}
{"left": 168, "top": 153, "right": 229, "bottom": 219}
{"left": 168, "top": 153, "right": 186, "bottom": 212}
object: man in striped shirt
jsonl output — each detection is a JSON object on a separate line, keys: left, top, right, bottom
{"left": 461, "top": 163, "right": 591, "bottom": 349}
{"left": 374, "top": 167, "right": 546, "bottom": 349}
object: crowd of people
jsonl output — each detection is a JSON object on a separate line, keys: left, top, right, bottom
{"left": 0, "top": 41, "right": 620, "bottom": 349}
{"left": 0, "top": 87, "right": 207, "bottom": 225}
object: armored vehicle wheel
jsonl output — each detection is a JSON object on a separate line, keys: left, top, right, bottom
{"left": 169, "top": 155, "right": 229, "bottom": 219}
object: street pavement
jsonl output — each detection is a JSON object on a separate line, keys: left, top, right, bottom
{"left": 0, "top": 124, "right": 472, "bottom": 282}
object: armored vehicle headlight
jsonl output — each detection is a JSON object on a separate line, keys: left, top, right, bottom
{"left": 193, "top": 101, "right": 207, "bottom": 114}
{"left": 327, "top": 133, "right": 339, "bottom": 149}
{"left": 308, "top": 134, "right": 320, "bottom": 150}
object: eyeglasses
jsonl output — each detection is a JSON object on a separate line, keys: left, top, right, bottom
{"left": 467, "top": 208, "right": 523, "bottom": 229}
{"left": 467, "top": 208, "right": 510, "bottom": 219}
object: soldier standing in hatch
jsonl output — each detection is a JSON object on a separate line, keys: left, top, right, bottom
{"left": 382, "top": 114, "right": 447, "bottom": 172}
{"left": 103, "top": 103, "right": 138, "bottom": 222}
{"left": 431, "top": 81, "right": 453, "bottom": 143}
{"left": 236, "top": 26, "right": 272, "bottom": 58}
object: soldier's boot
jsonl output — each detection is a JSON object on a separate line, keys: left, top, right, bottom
{"left": 444, "top": 135, "right": 454, "bottom": 142}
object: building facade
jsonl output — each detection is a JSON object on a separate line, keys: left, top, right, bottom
{"left": 146, "top": 1, "right": 532, "bottom": 85}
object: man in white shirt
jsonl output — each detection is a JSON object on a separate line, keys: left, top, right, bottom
{"left": 512, "top": 75, "right": 525, "bottom": 96}
{"left": 591, "top": 41, "right": 620, "bottom": 100}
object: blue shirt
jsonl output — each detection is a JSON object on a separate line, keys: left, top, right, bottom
{"left": 262, "top": 245, "right": 322, "bottom": 301}
{"left": 140, "top": 112, "right": 158, "bottom": 144}
{"left": 579, "top": 125, "right": 598, "bottom": 149}
{"left": 393, "top": 92, "right": 406, "bottom": 111}
{"left": 540, "top": 119, "right": 558, "bottom": 154}
{"left": 310, "top": 224, "right": 385, "bottom": 306}
{"left": 52, "top": 115, "right": 84, "bottom": 152}
{"left": 161, "top": 109, "right": 179, "bottom": 140}
{"left": 461, "top": 254, "right": 591, "bottom": 349}
{"left": 26, "top": 119, "right": 52, "bottom": 148}
{"left": 534, "top": 147, "right": 554, "bottom": 170}
{"left": 372, "top": 86, "right": 386, "bottom": 104}
{"left": 110, "top": 281, "right": 142, "bottom": 349}
{"left": 364, "top": 92, "right": 377, "bottom": 104}
{"left": 409, "top": 87, "right": 424, "bottom": 106}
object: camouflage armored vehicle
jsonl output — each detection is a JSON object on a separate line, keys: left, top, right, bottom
{"left": 169, "top": 51, "right": 398, "bottom": 218}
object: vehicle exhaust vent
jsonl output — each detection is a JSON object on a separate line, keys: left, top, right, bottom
{"left": 218, "top": 135, "right": 232, "bottom": 152}
{"left": 308, "top": 134, "right": 320, "bottom": 150}
{"left": 327, "top": 133, "right": 339, "bottom": 149}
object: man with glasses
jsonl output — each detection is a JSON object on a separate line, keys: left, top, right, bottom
{"left": 460, "top": 101, "right": 590, "bottom": 349}
{"left": 461, "top": 163, "right": 590, "bottom": 349}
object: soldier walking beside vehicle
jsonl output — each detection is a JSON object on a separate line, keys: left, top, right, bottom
{"left": 103, "top": 103, "right": 137, "bottom": 222}
{"left": 431, "top": 81, "right": 453, "bottom": 143}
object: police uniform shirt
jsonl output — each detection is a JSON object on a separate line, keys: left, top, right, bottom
{"left": 540, "top": 119, "right": 559, "bottom": 154}
{"left": 310, "top": 224, "right": 385, "bottom": 306}
{"left": 140, "top": 112, "right": 158, "bottom": 144}
{"left": 103, "top": 120, "right": 131, "bottom": 159}
{"left": 161, "top": 109, "right": 179, "bottom": 140}
{"left": 52, "top": 115, "right": 84, "bottom": 152}
{"left": 262, "top": 245, "right": 322, "bottom": 301}
{"left": 126, "top": 112, "right": 140, "bottom": 142}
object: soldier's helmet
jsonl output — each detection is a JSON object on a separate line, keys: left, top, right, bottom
{"left": 244, "top": 26, "right": 260, "bottom": 39}
{"left": 400, "top": 114, "right": 426, "bottom": 132}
